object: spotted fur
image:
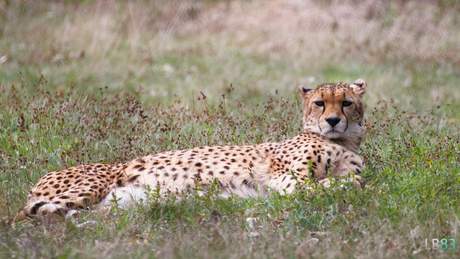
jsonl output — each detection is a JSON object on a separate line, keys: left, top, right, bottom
{"left": 14, "top": 79, "right": 367, "bottom": 223}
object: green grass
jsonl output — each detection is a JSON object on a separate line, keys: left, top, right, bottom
{"left": 1, "top": 0, "right": 460, "bottom": 258}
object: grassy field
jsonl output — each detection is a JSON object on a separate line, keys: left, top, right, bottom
{"left": 1, "top": 0, "right": 460, "bottom": 258}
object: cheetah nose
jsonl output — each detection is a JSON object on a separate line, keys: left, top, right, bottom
{"left": 326, "top": 117, "right": 340, "bottom": 127}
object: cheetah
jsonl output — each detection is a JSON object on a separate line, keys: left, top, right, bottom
{"left": 14, "top": 79, "right": 367, "bottom": 222}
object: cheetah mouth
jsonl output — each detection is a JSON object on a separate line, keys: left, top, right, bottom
{"left": 323, "top": 129, "right": 344, "bottom": 139}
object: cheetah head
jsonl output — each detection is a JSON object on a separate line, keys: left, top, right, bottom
{"left": 298, "top": 79, "right": 367, "bottom": 153}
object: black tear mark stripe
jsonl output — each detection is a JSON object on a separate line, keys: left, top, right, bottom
{"left": 317, "top": 99, "right": 326, "bottom": 132}
{"left": 341, "top": 104, "right": 349, "bottom": 132}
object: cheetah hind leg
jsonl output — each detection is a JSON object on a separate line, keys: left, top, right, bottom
{"left": 13, "top": 189, "right": 101, "bottom": 226}
{"left": 13, "top": 200, "right": 71, "bottom": 224}
{"left": 13, "top": 184, "right": 146, "bottom": 226}
{"left": 13, "top": 163, "right": 127, "bottom": 225}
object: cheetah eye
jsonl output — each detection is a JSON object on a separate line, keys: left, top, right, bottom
{"left": 314, "top": 101, "right": 324, "bottom": 107}
{"left": 343, "top": 101, "right": 353, "bottom": 107}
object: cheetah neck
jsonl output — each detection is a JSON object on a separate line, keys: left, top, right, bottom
{"left": 325, "top": 123, "right": 364, "bottom": 154}
{"left": 330, "top": 137, "right": 361, "bottom": 154}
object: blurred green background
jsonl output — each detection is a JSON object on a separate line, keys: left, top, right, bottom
{"left": 1, "top": 0, "right": 459, "bottom": 115}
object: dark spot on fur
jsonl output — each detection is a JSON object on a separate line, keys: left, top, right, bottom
{"left": 128, "top": 175, "right": 140, "bottom": 182}
{"left": 350, "top": 161, "right": 360, "bottom": 166}
{"left": 30, "top": 201, "right": 48, "bottom": 215}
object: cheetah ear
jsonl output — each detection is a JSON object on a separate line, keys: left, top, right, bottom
{"left": 298, "top": 85, "right": 314, "bottom": 100}
{"left": 350, "top": 79, "right": 367, "bottom": 98}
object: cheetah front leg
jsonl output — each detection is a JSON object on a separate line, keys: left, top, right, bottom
{"left": 262, "top": 162, "right": 319, "bottom": 195}
{"left": 266, "top": 149, "right": 364, "bottom": 194}
{"left": 318, "top": 149, "right": 364, "bottom": 188}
